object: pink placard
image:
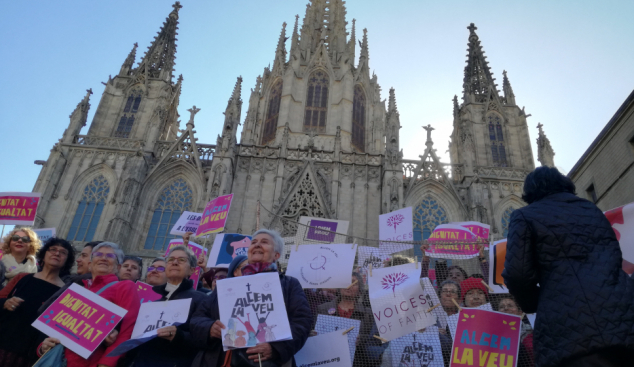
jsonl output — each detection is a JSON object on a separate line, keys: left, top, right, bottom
{"left": 32, "top": 283, "right": 127, "bottom": 359}
{"left": 136, "top": 281, "right": 162, "bottom": 304}
{"left": 450, "top": 308, "right": 521, "bottom": 367}
{"left": 427, "top": 224, "right": 480, "bottom": 259}
{"left": 190, "top": 267, "right": 202, "bottom": 290}
{"left": 0, "top": 192, "right": 41, "bottom": 225}
{"left": 604, "top": 202, "right": 634, "bottom": 274}
{"left": 164, "top": 239, "right": 207, "bottom": 259}
{"left": 451, "top": 221, "right": 490, "bottom": 240}
{"left": 196, "top": 194, "right": 234, "bottom": 236}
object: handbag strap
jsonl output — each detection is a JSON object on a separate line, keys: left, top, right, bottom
{"left": 96, "top": 281, "right": 118, "bottom": 295}
{"left": 222, "top": 350, "right": 233, "bottom": 367}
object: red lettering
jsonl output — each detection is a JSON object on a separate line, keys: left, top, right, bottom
{"left": 384, "top": 307, "right": 393, "bottom": 318}
{"left": 399, "top": 301, "right": 409, "bottom": 312}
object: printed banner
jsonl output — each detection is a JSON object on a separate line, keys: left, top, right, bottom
{"left": 488, "top": 239, "right": 509, "bottom": 293}
{"left": 604, "top": 202, "right": 634, "bottom": 274}
{"left": 314, "top": 315, "right": 361, "bottom": 365}
{"left": 450, "top": 221, "right": 490, "bottom": 240}
{"left": 286, "top": 244, "right": 357, "bottom": 289}
{"left": 136, "top": 281, "right": 162, "bottom": 304}
{"left": 389, "top": 327, "right": 444, "bottom": 367}
{"left": 32, "top": 283, "right": 127, "bottom": 359}
{"left": 447, "top": 303, "right": 494, "bottom": 339}
{"left": 357, "top": 246, "right": 390, "bottom": 283}
{"left": 164, "top": 239, "right": 208, "bottom": 259}
{"left": 169, "top": 211, "right": 203, "bottom": 236}
{"left": 216, "top": 272, "right": 292, "bottom": 351}
{"left": 368, "top": 262, "right": 436, "bottom": 341}
{"left": 207, "top": 233, "right": 252, "bottom": 268}
{"left": 426, "top": 224, "right": 479, "bottom": 260}
{"left": 298, "top": 216, "right": 349, "bottom": 244}
{"left": 294, "top": 331, "right": 352, "bottom": 367}
{"left": 196, "top": 194, "right": 234, "bottom": 236}
{"left": 449, "top": 309, "right": 521, "bottom": 367}
{"left": 34, "top": 228, "right": 56, "bottom": 242}
{"left": 0, "top": 192, "right": 41, "bottom": 225}
{"left": 379, "top": 207, "right": 414, "bottom": 254}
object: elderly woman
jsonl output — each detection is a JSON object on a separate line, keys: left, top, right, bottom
{"left": 0, "top": 237, "right": 74, "bottom": 367}
{"left": 39, "top": 242, "right": 140, "bottom": 367}
{"left": 190, "top": 229, "right": 312, "bottom": 367}
{"left": 119, "top": 255, "right": 143, "bottom": 282}
{"left": 1, "top": 228, "right": 41, "bottom": 286}
{"left": 123, "top": 245, "right": 206, "bottom": 367}
{"left": 438, "top": 279, "right": 461, "bottom": 317}
{"left": 460, "top": 277, "right": 488, "bottom": 308}
{"left": 145, "top": 257, "right": 167, "bottom": 286}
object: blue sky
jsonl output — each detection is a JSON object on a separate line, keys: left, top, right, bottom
{"left": 1, "top": 0, "right": 633, "bottom": 194}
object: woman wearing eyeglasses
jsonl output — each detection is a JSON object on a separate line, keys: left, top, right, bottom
{"left": 1, "top": 228, "right": 41, "bottom": 286}
{"left": 0, "top": 237, "right": 74, "bottom": 367}
{"left": 38, "top": 242, "right": 140, "bottom": 367}
{"left": 145, "top": 257, "right": 168, "bottom": 286}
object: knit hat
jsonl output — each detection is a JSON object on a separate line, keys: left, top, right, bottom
{"left": 228, "top": 255, "right": 248, "bottom": 278}
{"left": 460, "top": 277, "right": 488, "bottom": 302}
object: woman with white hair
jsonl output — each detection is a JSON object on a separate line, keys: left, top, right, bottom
{"left": 38, "top": 242, "right": 140, "bottom": 367}
{"left": 190, "top": 229, "right": 312, "bottom": 367}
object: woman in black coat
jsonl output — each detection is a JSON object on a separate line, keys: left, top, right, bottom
{"left": 502, "top": 166, "right": 634, "bottom": 367}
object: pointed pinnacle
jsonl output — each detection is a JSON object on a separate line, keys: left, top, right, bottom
{"left": 388, "top": 88, "right": 397, "bottom": 113}
{"left": 277, "top": 22, "right": 287, "bottom": 53}
{"left": 170, "top": 1, "right": 182, "bottom": 19}
{"left": 293, "top": 15, "right": 299, "bottom": 36}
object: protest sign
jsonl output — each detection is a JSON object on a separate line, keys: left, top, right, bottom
{"left": 216, "top": 272, "right": 292, "bottom": 350}
{"left": 368, "top": 262, "right": 436, "bottom": 341}
{"left": 389, "top": 327, "right": 444, "bottom": 367}
{"left": 34, "top": 228, "right": 56, "bottom": 242}
{"left": 164, "top": 239, "right": 207, "bottom": 259}
{"left": 32, "top": 283, "right": 127, "bottom": 359}
{"left": 297, "top": 216, "right": 349, "bottom": 244}
{"left": 196, "top": 194, "right": 233, "bottom": 236}
{"left": 379, "top": 207, "right": 414, "bottom": 253}
{"left": 604, "top": 202, "right": 634, "bottom": 274}
{"left": 426, "top": 224, "right": 479, "bottom": 260}
{"left": 207, "top": 233, "right": 252, "bottom": 268}
{"left": 136, "top": 281, "right": 162, "bottom": 304}
{"left": 421, "top": 277, "right": 448, "bottom": 330}
{"left": 449, "top": 309, "right": 521, "bottom": 367}
{"left": 279, "top": 236, "right": 296, "bottom": 267}
{"left": 286, "top": 244, "right": 357, "bottom": 289}
{"left": 190, "top": 267, "right": 201, "bottom": 290}
{"left": 314, "top": 314, "right": 361, "bottom": 365}
{"left": 357, "top": 246, "right": 390, "bottom": 283}
{"left": 169, "top": 211, "right": 203, "bottom": 236}
{"left": 488, "top": 239, "right": 509, "bottom": 293}
{"left": 447, "top": 303, "right": 494, "bottom": 339}
{"left": 294, "top": 331, "right": 352, "bottom": 367}
{"left": 0, "top": 192, "right": 41, "bottom": 225}
{"left": 450, "top": 221, "right": 490, "bottom": 240}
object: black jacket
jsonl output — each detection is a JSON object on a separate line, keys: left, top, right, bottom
{"left": 502, "top": 192, "right": 634, "bottom": 367}
{"left": 189, "top": 273, "right": 312, "bottom": 367}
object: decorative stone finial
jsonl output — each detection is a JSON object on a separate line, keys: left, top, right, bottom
{"left": 186, "top": 105, "right": 200, "bottom": 128}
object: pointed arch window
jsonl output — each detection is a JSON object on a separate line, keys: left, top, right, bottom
{"left": 115, "top": 89, "right": 142, "bottom": 138}
{"left": 144, "top": 178, "right": 193, "bottom": 251}
{"left": 487, "top": 113, "right": 508, "bottom": 167}
{"left": 501, "top": 207, "right": 516, "bottom": 237}
{"left": 352, "top": 85, "right": 366, "bottom": 151}
{"left": 303, "top": 71, "right": 329, "bottom": 133}
{"left": 413, "top": 195, "right": 448, "bottom": 240}
{"left": 67, "top": 175, "right": 110, "bottom": 242}
{"left": 262, "top": 80, "right": 283, "bottom": 145}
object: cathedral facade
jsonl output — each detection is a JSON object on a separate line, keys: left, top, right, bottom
{"left": 31, "top": 1, "right": 553, "bottom": 258}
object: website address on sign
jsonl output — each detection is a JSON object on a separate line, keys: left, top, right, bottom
{"left": 299, "top": 357, "right": 341, "bottom": 367}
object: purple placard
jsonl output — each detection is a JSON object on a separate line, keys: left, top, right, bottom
{"left": 306, "top": 220, "right": 338, "bottom": 242}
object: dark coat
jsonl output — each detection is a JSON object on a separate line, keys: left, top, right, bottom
{"left": 502, "top": 192, "right": 634, "bottom": 367}
{"left": 189, "top": 273, "right": 312, "bottom": 367}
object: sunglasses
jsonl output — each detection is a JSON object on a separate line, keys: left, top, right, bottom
{"left": 147, "top": 266, "right": 166, "bottom": 273}
{"left": 11, "top": 235, "right": 31, "bottom": 243}
{"left": 93, "top": 252, "right": 117, "bottom": 259}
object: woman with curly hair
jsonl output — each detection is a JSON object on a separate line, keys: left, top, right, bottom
{"left": 1, "top": 228, "right": 41, "bottom": 286}
{"left": 0, "top": 237, "right": 74, "bottom": 367}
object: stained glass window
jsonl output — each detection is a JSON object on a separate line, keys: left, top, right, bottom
{"left": 488, "top": 113, "right": 507, "bottom": 167}
{"left": 68, "top": 175, "right": 110, "bottom": 242}
{"left": 115, "top": 89, "right": 142, "bottom": 138}
{"left": 144, "top": 178, "right": 193, "bottom": 251}
{"left": 262, "top": 80, "right": 283, "bottom": 145}
{"left": 303, "top": 71, "right": 329, "bottom": 133}
{"left": 352, "top": 85, "right": 366, "bottom": 152}
{"left": 413, "top": 195, "right": 448, "bottom": 257}
{"left": 502, "top": 207, "right": 515, "bottom": 237}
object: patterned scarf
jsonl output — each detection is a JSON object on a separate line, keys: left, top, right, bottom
{"left": 2, "top": 253, "right": 37, "bottom": 282}
{"left": 241, "top": 262, "right": 277, "bottom": 276}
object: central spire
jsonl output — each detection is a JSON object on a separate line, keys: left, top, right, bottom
{"left": 299, "top": 0, "right": 350, "bottom": 57}
{"left": 462, "top": 23, "right": 498, "bottom": 104}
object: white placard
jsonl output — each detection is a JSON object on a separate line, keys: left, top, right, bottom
{"left": 207, "top": 233, "right": 252, "bottom": 268}
{"left": 216, "top": 272, "right": 292, "bottom": 351}
{"left": 34, "top": 228, "right": 56, "bottom": 242}
{"left": 314, "top": 314, "right": 361, "bottom": 365}
{"left": 131, "top": 298, "right": 191, "bottom": 339}
{"left": 389, "top": 327, "right": 444, "bottom": 367}
{"left": 169, "top": 211, "right": 203, "bottom": 236}
{"left": 357, "top": 246, "right": 390, "bottom": 282}
{"left": 420, "top": 278, "right": 448, "bottom": 330}
{"left": 285, "top": 244, "right": 357, "bottom": 289}
{"left": 294, "top": 331, "right": 352, "bottom": 367}
{"left": 369, "top": 262, "right": 436, "bottom": 341}
{"left": 379, "top": 207, "right": 414, "bottom": 254}
{"left": 526, "top": 313, "right": 536, "bottom": 329}
{"left": 447, "top": 303, "right": 494, "bottom": 339}
{"left": 488, "top": 239, "right": 509, "bottom": 293}
{"left": 298, "top": 216, "right": 350, "bottom": 244}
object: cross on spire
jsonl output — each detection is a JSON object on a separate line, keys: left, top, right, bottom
{"left": 467, "top": 23, "right": 477, "bottom": 33}
{"left": 186, "top": 105, "right": 201, "bottom": 128}
{"left": 172, "top": 1, "right": 182, "bottom": 12}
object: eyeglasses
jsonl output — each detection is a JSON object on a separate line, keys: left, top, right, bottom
{"left": 93, "top": 252, "right": 117, "bottom": 260}
{"left": 147, "top": 266, "right": 166, "bottom": 273}
{"left": 441, "top": 290, "right": 458, "bottom": 295}
{"left": 166, "top": 257, "right": 188, "bottom": 264}
{"left": 11, "top": 235, "right": 31, "bottom": 243}
{"left": 214, "top": 274, "right": 227, "bottom": 281}
{"left": 48, "top": 248, "right": 69, "bottom": 256}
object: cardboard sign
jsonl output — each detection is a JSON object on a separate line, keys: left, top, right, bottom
{"left": 136, "top": 282, "right": 162, "bottom": 304}
{"left": 357, "top": 246, "right": 390, "bottom": 283}
{"left": 426, "top": 224, "right": 479, "bottom": 259}
{"left": 368, "top": 262, "right": 436, "bottom": 341}
{"left": 604, "top": 202, "right": 634, "bottom": 274}
{"left": 314, "top": 315, "right": 361, "bottom": 365}
{"left": 389, "top": 327, "right": 445, "bottom": 367}
{"left": 298, "top": 216, "right": 350, "bottom": 244}
{"left": 196, "top": 194, "right": 234, "bottom": 236}
{"left": 0, "top": 192, "right": 41, "bottom": 225}
{"left": 488, "top": 239, "right": 509, "bottom": 293}
{"left": 207, "top": 233, "right": 252, "bottom": 268}
{"left": 450, "top": 221, "right": 490, "bottom": 240}
{"left": 32, "top": 283, "right": 127, "bottom": 359}
{"left": 449, "top": 309, "right": 521, "bottom": 367}
{"left": 379, "top": 207, "right": 414, "bottom": 253}
{"left": 286, "top": 244, "right": 357, "bottom": 289}
{"left": 294, "top": 331, "right": 352, "bottom": 367}
{"left": 169, "top": 211, "right": 203, "bottom": 236}
{"left": 216, "top": 272, "right": 292, "bottom": 350}
{"left": 34, "top": 228, "right": 56, "bottom": 242}
{"left": 164, "top": 239, "right": 207, "bottom": 259}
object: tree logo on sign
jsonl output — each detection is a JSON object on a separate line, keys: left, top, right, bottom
{"left": 387, "top": 214, "right": 405, "bottom": 232}
{"left": 382, "top": 272, "right": 409, "bottom": 297}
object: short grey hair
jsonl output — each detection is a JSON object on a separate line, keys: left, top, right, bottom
{"left": 92, "top": 242, "right": 124, "bottom": 265}
{"left": 438, "top": 279, "right": 461, "bottom": 298}
{"left": 166, "top": 245, "right": 197, "bottom": 268}
{"left": 252, "top": 229, "right": 284, "bottom": 256}
{"left": 151, "top": 257, "right": 166, "bottom": 265}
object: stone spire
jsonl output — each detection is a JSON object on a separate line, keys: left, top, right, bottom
{"left": 502, "top": 70, "right": 516, "bottom": 105}
{"left": 347, "top": 18, "right": 356, "bottom": 60}
{"left": 290, "top": 15, "right": 300, "bottom": 58}
{"left": 453, "top": 95, "right": 460, "bottom": 119}
{"left": 119, "top": 42, "right": 138, "bottom": 76}
{"left": 388, "top": 87, "right": 398, "bottom": 114}
{"left": 299, "top": 0, "right": 350, "bottom": 58}
{"left": 272, "top": 22, "right": 287, "bottom": 74}
{"left": 135, "top": 2, "right": 181, "bottom": 82}
{"left": 462, "top": 23, "right": 498, "bottom": 104}
{"left": 359, "top": 28, "right": 369, "bottom": 64}
{"left": 62, "top": 89, "right": 92, "bottom": 144}
{"left": 220, "top": 76, "right": 243, "bottom": 150}
{"left": 536, "top": 123, "right": 555, "bottom": 167}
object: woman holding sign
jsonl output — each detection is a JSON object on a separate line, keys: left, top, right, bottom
{"left": 0, "top": 237, "right": 74, "bottom": 367}
{"left": 1, "top": 228, "right": 41, "bottom": 286}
